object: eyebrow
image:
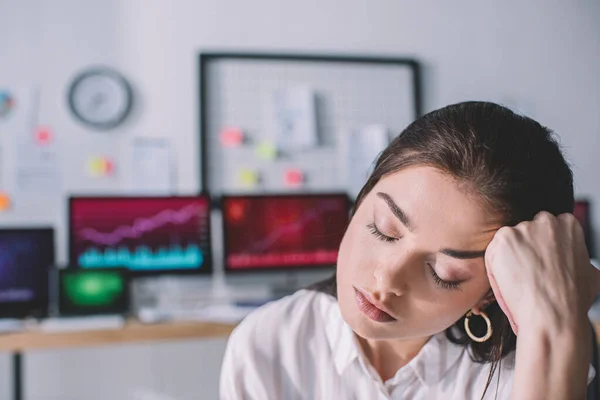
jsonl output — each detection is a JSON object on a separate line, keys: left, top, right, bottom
{"left": 375, "top": 191, "right": 487, "bottom": 260}
{"left": 376, "top": 192, "right": 414, "bottom": 231}
{"left": 439, "top": 249, "right": 486, "bottom": 260}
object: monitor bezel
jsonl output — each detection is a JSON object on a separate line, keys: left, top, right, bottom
{"left": 0, "top": 227, "right": 54, "bottom": 319}
{"left": 57, "top": 266, "right": 130, "bottom": 317}
{"left": 68, "top": 195, "right": 213, "bottom": 276}
{"left": 221, "top": 192, "right": 352, "bottom": 274}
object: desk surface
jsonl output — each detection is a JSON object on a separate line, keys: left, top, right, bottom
{"left": 0, "top": 320, "right": 236, "bottom": 352}
{"left": 1, "top": 320, "right": 599, "bottom": 353}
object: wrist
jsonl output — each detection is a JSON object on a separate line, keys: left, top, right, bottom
{"left": 517, "top": 299, "right": 590, "bottom": 340}
{"left": 513, "top": 318, "right": 591, "bottom": 400}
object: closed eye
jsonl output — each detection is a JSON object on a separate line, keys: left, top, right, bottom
{"left": 428, "top": 264, "right": 463, "bottom": 291}
{"left": 367, "top": 222, "right": 398, "bottom": 243}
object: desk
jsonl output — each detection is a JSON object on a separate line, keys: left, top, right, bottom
{"left": 2, "top": 321, "right": 599, "bottom": 400}
{"left": 0, "top": 320, "right": 237, "bottom": 400}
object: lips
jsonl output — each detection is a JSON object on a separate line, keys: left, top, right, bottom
{"left": 353, "top": 287, "right": 396, "bottom": 323}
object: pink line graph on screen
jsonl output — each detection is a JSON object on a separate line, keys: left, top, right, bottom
{"left": 246, "top": 201, "right": 343, "bottom": 253}
{"left": 77, "top": 204, "right": 204, "bottom": 246}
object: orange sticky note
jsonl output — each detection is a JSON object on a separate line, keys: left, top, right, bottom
{"left": 0, "top": 193, "right": 11, "bottom": 211}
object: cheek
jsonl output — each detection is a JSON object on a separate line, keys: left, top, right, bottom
{"left": 337, "top": 221, "right": 372, "bottom": 278}
{"left": 420, "top": 280, "right": 491, "bottom": 320}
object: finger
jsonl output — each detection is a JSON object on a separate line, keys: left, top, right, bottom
{"left": 534, "top": 210, "right": 555, "bottom": 221}
{"left": 589, "top": 263, "right": 600, "bottom": 305}
{"left": 486, "top": 267, "right": 518, "bottom": 335}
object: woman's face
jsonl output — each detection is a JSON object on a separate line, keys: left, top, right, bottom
{"left": 337, "top": 166, "right": 503, "bottom": 340}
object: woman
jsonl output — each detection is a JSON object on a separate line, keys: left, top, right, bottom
{"left": 220, "top": 101, "right": 600, "bottom": 399}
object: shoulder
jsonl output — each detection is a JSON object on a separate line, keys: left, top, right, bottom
{"left": 222, "top": 289, "right": 336, "bottom": 363}
{"left": 219, "top": 289, "right": 335, "bottom": 399}
{"left": 228, "top": 289, "right": 334, "bottom": 348}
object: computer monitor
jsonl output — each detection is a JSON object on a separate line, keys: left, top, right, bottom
{"left": 69, "top": 196, "right": 213, "bottom": 275}
{"left": 574, "top": 200, "right": 595, "bottom": 258}
{"left": 222, "top": 193, "right": 351, "bottom": 272}
{"left": 0, "top": 228, "right": 54, "bottom": 318}
{"left": 58, "top": 268, "right": 129, "bottom": 316}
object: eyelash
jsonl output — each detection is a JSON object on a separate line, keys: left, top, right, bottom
{"left": 366, "top": 223, "right": 398, "bottom": 243}
{"left": 367, "top": 222, "right": 463, "bottom": 291}
{"left": 428, "top": 264, "right": 462, "bottom": 291}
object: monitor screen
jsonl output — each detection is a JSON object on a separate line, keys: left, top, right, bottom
{"left": 59, "top": 268, "right": 129, "bottom": 316}
{"left": 0, "top": 228, "right": 54, "bottom": 318}
{"left": 222, "top": 194, "right": 350, "bottom": 271}
{"left": 69, "top": 196, "right": 212, "bottom": 274}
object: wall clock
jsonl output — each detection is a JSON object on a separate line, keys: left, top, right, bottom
{"left": 67, "top": 67, "right": 133, "bottom": 130}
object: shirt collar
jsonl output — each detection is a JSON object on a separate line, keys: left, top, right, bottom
{"left": 323, "top": 297, "right": 465, "bottom": 386}
{"left": 406, "top": 331, "right": 466, "bottom": 386}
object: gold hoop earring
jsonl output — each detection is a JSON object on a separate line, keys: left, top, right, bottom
{"left": 464, "top": 310, "right": 493, "bottom": 343}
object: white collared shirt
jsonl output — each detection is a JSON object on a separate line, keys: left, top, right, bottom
{"left": 220, "top": 289, "right": 594, "bottom": 400}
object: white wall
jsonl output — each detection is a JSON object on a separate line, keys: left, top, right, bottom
{"left": 0, "top": 1, "right": 599, "bottom": 399}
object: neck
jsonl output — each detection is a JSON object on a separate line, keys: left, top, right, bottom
{"left": 355, "top": 334, "right": 432, "bottom": 382}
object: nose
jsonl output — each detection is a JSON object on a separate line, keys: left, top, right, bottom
{"left": 372, "top": 253, "right": 414, "bottom": 298}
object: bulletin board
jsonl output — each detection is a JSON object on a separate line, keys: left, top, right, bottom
{"left": 198, "top": 52, "right": 422, "bottom": 199}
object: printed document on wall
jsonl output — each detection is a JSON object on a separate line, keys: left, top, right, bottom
{"left": 2, "top": 87, "right": 62, "bottom": 196}
{"left": 346, "top": 125, "right": 389, "bottom": 199}
{"left": 267, "top": 86, "right": 318, "bottom": 153}
{"left": 127, "top": 137, "right": 175, "bottom": 195}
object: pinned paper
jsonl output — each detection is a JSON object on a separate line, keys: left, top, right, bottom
{"left": 0, "top": 193, "right": 11, "bottom": 211}
{"left": 255, "top": 141, "right": 277, "bottom": 161}
{"left": 237, "top": 168, "right": 260, "bottom": 187}
{"left": 87, "top": 156, "right": 115, "bottom": 177}
{"left": 220, "top": 127, "right": 244, "bottom": 147}
{"left": 268, "top": 86, "right": 318, "bottom": 153}
{"left": 284, "top": 168, "right": 304, "bottom": 188}
{"left": 127, "top": 137, "right": 174, "bottom": 194}
{"left": 346, "top": 125, "right": 389, "bottom": 198}
{"left": 6, "top": 87, "right": 62, "bottom": 195}
{"left": 35, "top": 126, "right": 53, "bottom": 145}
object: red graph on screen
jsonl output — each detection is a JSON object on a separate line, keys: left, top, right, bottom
{"left": 78, "top": 204, "right": 203, "bottom": 246}
{"left": 224, "top": 196, "right": 349, "bottom": 270}
{"left": 247, "top": 206, "right": 336, "bottom": 253}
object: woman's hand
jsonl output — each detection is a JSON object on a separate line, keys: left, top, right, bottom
{"left": 484, "top": 211, "right": 600, "bottom": 336}
{"left": 485, "top": 211, "right": 600, "bottom": 399}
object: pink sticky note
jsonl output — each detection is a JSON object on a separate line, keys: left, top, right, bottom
{"left": 35, "top": 126, "right": 53, "bottom": 145}
{"left": 284, "top": 169, "right": 304, "bottom": 187}
{"left": 220, "top": 127, "right": 244, "bottom": 147}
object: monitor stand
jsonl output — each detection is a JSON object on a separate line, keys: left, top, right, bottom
{"left": 270, "top": 272, "right": 301, "bottom": 299}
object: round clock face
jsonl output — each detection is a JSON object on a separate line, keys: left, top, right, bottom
{"left": 68, "top": 68, "right": 133, "bottom": 130}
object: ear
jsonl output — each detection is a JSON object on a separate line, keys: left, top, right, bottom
{"left": 471, "top": 290, "right": 495, "bottom": 315}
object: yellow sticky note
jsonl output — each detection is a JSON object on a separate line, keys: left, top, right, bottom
{"left": 87, "top": 158, "right": 103, "bottom": 176}
{"left": 87, "top": 157, "right": 115, "bottom": 177}
{"left": 255, "top": 141, "right": 277, "bottom": 161}
{"left": 0, "top": 193, "right": 11, "bottom": 211}
{"left": 237, "top": 169, "right": 259, "bottom": 187}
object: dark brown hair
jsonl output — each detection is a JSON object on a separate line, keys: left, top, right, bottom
{"left": 309, "top": 101, "right": 574, "bottom": 398}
